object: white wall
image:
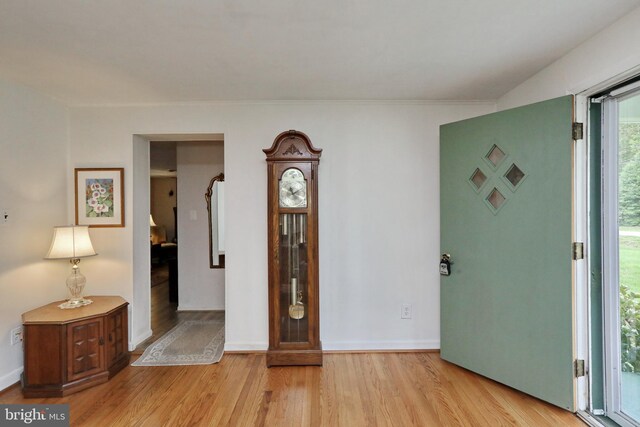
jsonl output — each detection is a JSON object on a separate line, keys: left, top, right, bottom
{"left": 131, "top": 136, "right": 151, "bottom": 346}
{"left": 176, "top": 141, "right": 225, "bottom": 310}
{"left": 0, "top": 79, "right": 69, "bottom": 389}
{"left": 498, "top": 7, "right": 640, "bottom": 110}
{"left": 68, "top": 101, "right": 494, "bottom": 351}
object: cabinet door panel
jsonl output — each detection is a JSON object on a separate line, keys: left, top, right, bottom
{"left": 67, "top": 318, "right": 104, "bottom": 381}
{"left": 106, "top": 308, "right": 127, "bottom": 366}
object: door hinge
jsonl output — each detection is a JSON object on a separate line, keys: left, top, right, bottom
{"left": 572, "top": 242, "right": 584, "bottom": 260}
{"left": 572, "top": 122, "right": 584, "bottom": 140}
{"left": 574, "top": 359, "right": 585, "bottom": 378}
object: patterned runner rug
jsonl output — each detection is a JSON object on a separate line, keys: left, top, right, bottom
{"left": 132, "top": 320, "right": 224, "bottom": 366}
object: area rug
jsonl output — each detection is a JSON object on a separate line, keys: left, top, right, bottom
{"left": 132, "top": 320, "right": 224, "bottom": 366}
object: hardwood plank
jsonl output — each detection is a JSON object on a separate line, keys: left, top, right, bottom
{"left": 379, "top": 353, "right": 443, "bottom": 426}
{"left": 0, "top": 353, "right": 585, "bottom": 426}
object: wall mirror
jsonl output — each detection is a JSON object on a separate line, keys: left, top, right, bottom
{"left": 205, "top": 173, "right": 225, "bottom": 268}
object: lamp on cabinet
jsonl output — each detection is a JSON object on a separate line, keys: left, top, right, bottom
{"left": 45, "top": 225, "right": 97, "bottom": 309}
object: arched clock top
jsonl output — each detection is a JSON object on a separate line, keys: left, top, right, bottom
{"left": 263, "top": 130, "right": 322, "bottom": 162}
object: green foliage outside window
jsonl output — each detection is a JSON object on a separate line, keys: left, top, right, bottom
{"left": 619, "top": 122, "right": 640, "bottom": 373}
{"left": 621, "top": 283, "right": 640, "bottom": 372}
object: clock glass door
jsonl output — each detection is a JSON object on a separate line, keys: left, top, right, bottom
{"left": 279, "top": 213, "right": 308, "bottom": 343}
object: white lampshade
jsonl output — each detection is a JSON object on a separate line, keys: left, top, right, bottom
{"left": 150, "top": 214, "right": 157, "bottom": 227}
{"left": 45, "top": 226, "right": 97, "bottom": 259}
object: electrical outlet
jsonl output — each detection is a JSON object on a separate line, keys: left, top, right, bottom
{"left": 10, "top": 327, "right": 23, "bottom": 345}
{"left": 401, "top": 304, "right": 412, "bottom": 319}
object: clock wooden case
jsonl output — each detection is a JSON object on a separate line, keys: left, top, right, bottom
{"left": 264, "top": 130, "right": 322, "bottom": 367}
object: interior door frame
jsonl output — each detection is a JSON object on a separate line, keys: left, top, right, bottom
{"left": 574, "top": 94, "right": 590, "bottom": 413}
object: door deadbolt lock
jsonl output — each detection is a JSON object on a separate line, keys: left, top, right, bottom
{"left": 440, "top": 253, "right": 452, "bottom": 276}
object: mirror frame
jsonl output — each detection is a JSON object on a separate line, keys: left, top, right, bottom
{"left": 205, "top": 173, "right": 225, "bottom": 269}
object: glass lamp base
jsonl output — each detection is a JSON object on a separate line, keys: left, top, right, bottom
{"left": 58, "top": 298, "right": 93, "bottom": 309}
{"left": 59, "top": 261, "right": 92, "bottom": 309}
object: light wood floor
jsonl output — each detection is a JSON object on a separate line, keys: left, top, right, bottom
{"left": 134, "top": 266, "right": 179, "bottom": 352}
{"left": 0, "top": 352, "right": 585, "bottom": 426}
{"left": 5, "top": 266, "right": 584, "bottom": 425}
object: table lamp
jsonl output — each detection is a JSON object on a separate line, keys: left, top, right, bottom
{"left": 45, "top": 225, "right": 97, "bottom": 309}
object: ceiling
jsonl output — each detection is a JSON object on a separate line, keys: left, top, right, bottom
{"left": 1, "top": 0, "right": 639, "bottom": 105}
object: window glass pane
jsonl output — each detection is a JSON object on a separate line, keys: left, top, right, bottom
{"left": 470, "top": 168, "right": 487, "bottom": 190}
{"left": 487, "top": 188, "right": 506, "bottom": 211}
{"left": 505, "top": 164, "right": 525, "bottom": 187}
{"left": 618, "top": 95, "right": 640, "bottom": 422}
{"left": 486, "top": 144, "right": 506, "bottom": 167}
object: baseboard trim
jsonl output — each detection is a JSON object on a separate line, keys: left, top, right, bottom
{"left": 323, "top": 349, "right": 440, "bottom": 354}
{"left": 130, "top": 329, "right": 153, "bottom": 351}
{"left": 224, "top": 342, "right": 268, "bottom": 352}
{"left": 223, "top": 349, "right": 439, "bottom": 355}
{"left": 322, "top": 340, "right": 440, "bottom": 351}
{"left": 0, "top": 367, "right": 23, "bottom": 393}
{"left": 177, "top": 306, "right": 225, "bottom": 312}
{"left": 223, "top": 340, "right": 440, "bottom": 353}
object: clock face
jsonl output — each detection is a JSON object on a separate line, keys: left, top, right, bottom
{"left": 279, "top": 168, "right": 307, "bottom": 208}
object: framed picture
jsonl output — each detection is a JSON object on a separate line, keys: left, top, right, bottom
{"left": 75, "top": 168, "right": 124, "bottom": 227}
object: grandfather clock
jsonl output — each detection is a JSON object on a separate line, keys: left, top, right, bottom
{"left": 264, "top": 130, "right": 322, "bottom": 367}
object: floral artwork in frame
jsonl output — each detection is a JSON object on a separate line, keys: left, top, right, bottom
{"left": 75, "top": 168, "right": 124, "bottom": 227}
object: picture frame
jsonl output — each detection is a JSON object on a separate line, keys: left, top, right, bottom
{"left": 75, "top": 168, "right": 125, "bottom": 227}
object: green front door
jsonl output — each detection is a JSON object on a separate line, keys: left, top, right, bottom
{"left": 440, "top": 95, "right": 576, "bottom": 411}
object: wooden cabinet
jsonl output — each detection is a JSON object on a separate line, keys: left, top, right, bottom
{"left": 22, "top": 296, "right": 130, "bottom": 397}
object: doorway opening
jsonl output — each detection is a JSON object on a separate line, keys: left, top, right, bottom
{"left": 132, "top": 135, "right": 226, "bottom": 356}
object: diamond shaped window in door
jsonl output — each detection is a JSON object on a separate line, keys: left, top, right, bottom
{"left": 469, "top": 168, "right": 487, "bottom": 192}
{"left": 503, "top": 163, "right": 526, "bottom": 190}
{"left": 485, "top": 144, "right": 506, "bottom": 169}
{"left": 485, "top": 188, "right": 506, "bottom": 213}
